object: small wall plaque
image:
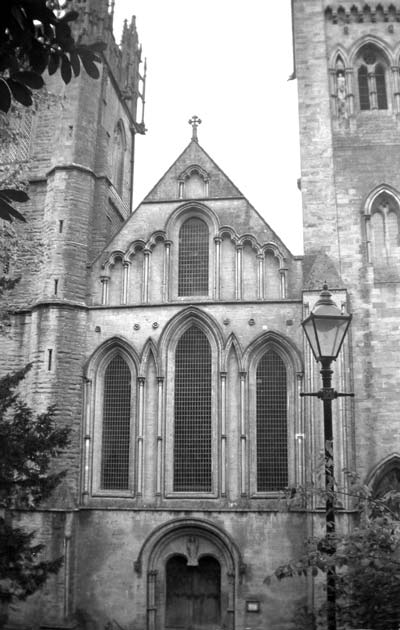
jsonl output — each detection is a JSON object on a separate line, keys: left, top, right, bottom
{"left": 246, "top": 600, "right": 260, "bottom": 613}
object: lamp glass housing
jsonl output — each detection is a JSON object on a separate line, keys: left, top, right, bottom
{"left": 302, "top": 298, "right": 352, "bottom": 362}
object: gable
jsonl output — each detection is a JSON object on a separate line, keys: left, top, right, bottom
{"left": 143, "top": 140, "right": 244, "bottom": 202}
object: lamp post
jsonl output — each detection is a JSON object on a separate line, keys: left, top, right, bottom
{"left": 301, "top": 284, "right": 353, "bottom": 630}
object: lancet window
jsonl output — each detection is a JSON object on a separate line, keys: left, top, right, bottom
{"left": 100, "top": 354, "right": 132, "bottom": 490}
{"left": 256, "top": 350, "right": 288, "bottom": 492}
{"left": 111, "top": 121, "right": 126, "bottom": 196}
{"left": 369, "top": 192, "right": 400, "bottom": 265}
{"left": 173, "top": 326, "right": 212, "bottom": 492}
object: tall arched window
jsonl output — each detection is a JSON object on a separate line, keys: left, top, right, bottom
{"left": 356, "top": 44, "right": 389, "bottom": 111}
{"left": 256, "top": 350, "right": 288, "bottom": 492}
{"left": 370, "top": 192, "right": 400, "bottom": 265}
{"left": 178, "top": 218, "right": 209, "bottom": 296}
{"left": 372, "top": 460, "right": 400, "bottom": 516}
{"left": 174, "top": 326, "right": 212, "bottom": 492}
{"left": 111, "top": 122, "right": 126, "bottom": 196}
{"left": 100, "top": 354, "right": 132, "bottom": 490}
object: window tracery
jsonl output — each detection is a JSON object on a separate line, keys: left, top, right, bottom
{"left": 369, "top": 191, "right": 400, "bottom": 265}
{"left": 356, "top": 44, "right": 389, "bottom": 110}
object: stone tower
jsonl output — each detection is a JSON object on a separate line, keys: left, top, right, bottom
{"left": 0, "top": 2, "right": 145, "bottom": 625}
{"left": 293, "top": 0, "right": 400, "bottom": 487}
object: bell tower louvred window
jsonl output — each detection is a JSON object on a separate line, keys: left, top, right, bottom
{"left": 356, "top": 44, "right": 388, "bottom": 111}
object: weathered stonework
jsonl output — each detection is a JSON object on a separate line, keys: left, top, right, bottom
{"left": 2, "top": 1, "right": 399, "bottom": 629}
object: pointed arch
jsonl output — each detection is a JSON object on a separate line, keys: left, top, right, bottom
{"left": 349, "top": 35, "right": 393, "bottom": 67}
{"left": 161, "top": 308, "right": 222, "bottom": 497}
{"left": 111, "top": 120, "right": 126, "bottom": 197}
{"left": 243, "top": 330, "right": 302, "bottom": 372}
{"left": 244, "top": 331, "right": 303, "bottom": 494}
{"left": 349, "top": 38, "right": 392, "bottom": 111}
{"left": 222, "top": 333, "right": 244, "bottom": 372}
{"left": 329, "top": 47, "right": 350, "bottom": 69}
{"left": 140, "top": 338, "right": 161, "bottom": 378}
{"left": 362, "top": 185, "right": 400, "bottom": 266}
{"left": 159, "top": 307, "right": 224, "bottom": 366}
{"left": 84, "top": 336, "right": 138, "bottom": 497}
{"left": 134, "top": 518, "right": 243, "bottom": 630}
{"left": 85, "top": 335, "right": 139, "bottom": 378}
{"left": 366, "top": 453, "right": 400, "bottom": 493}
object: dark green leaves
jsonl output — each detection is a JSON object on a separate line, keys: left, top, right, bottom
{"left": 0, "top": 0, "right": 104, "bottom": 112}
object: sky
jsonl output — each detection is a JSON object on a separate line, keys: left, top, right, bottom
{"left": 113, "top": 1, "right": 303, "bottom": 255}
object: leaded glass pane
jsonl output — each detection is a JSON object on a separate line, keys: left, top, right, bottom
{"left": 256, "top": 350, "right": 288, "bottom": 492}
{"left": 174, "top": 327, "right": 212, "bottom": 491}
{"left": 178, "top": 218, "right": 209, "bottom": 296}
{"left": 101, "top": 355, "right": 131, "bottom": 490}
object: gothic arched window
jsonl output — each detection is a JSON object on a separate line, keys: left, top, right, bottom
{"left": 100, "top": 354, "right": 132, "bottom": 490}
{"left": 372, "top": 461, "right": 400, "bottom": 516}
{"left": 256, "top": 350, "right": 288, "bottom": 492}
{"left": 174, "top": 326, "right": 212, "bottom": 492}
{"left": 111, "top": 121, "right": 126, "bottom": 197}
{"left": 370, "top": 192, "right": 400, "bottom": 265}
{"left": 356, "top": 44, "right": 389, "bottom": 111}
{"left": 178, "top": 218, "right": 209, "bottom": 296}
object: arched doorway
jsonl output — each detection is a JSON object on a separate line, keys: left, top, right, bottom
{"left": 165, "top": 555, "right": 221, "bottom": 630}
{"left": 135, "top": 518, "right": 243, "bottom": 630}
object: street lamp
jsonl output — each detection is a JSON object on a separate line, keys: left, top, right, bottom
{"left": 301, "top": 284, "right": 353, "bottom": 630}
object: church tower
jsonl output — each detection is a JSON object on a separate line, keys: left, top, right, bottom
{"left": 0, "top": 2, "right": 145, "bottom": 625}
{"left": 293, "top": 1, "right": 400, "bottom": 488}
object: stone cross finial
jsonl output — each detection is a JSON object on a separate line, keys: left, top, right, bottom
{"left": 188, "top": 115, "right": 202, "bottom": 142}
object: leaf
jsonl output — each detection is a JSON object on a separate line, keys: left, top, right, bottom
{"left": 60, "top": 10, "right": 79, "bottom": 22}
{"left": 55, "top": 21, "right": 73, "bottom": 48}
{"left": 60, "top": 55, "right": 72, "bottom": 84}
{"left": 0, "top": 79, "right": 12, "bottom": 113}
{"left": 69, "top": 51, "right": 80, "bottom": 77}
{"left": 79, "top": 53, "right": 100, "bottom": 80}
{"left": 11, "top": 71, "right": 44, "bottom": 90}
{"left": 48, "top": 52, "right": 59, "bottom": 76}
{"left": 28, "top": 43, "right": 49, "bottom": 75}
{"left": 0, "top": 198, "right": 27, "bottom": 223}
{"left": 0, "top": 190, "right": 29, "bottom": 203}
{"left": 7, "top": 80, "right": 33, "bottom": 107}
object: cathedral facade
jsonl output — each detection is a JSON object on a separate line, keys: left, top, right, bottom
{"left": 2, "top": 1, "right": 400, "bottom": 629}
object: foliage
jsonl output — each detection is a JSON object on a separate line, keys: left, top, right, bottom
{"left": 0, "top": 0, "right": 105, "bottom": 113}
{"left": 0, "top": 0, "right": 105, "bottom": 222}
{"left": 0, "top": 364, "right": 70, "bottom": 605}
{"left": 268, "top": 471, "right": 400, "bottom": 630}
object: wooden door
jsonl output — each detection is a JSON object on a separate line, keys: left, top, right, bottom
{"left": 165, "top": 555, "right": 221, "bottom": 630}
